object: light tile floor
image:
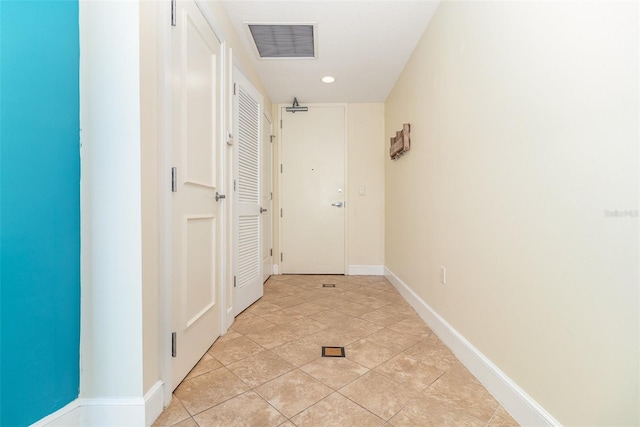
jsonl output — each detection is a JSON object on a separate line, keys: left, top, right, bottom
{"left": 154, "top": 275, "right": 520, "bottom": 427}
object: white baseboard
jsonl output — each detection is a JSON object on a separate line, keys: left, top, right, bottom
{"left": 226, "top": 306, "right": 235, "bottom": 330}
{"left": 384, "top": 267, "right": 561, "bottom": 427}
{"left": 143, "top": 381, "right": 164, "bottom": 426}
{"left": 32, "top": 381, "right": 164, "bottom": 427}
{"left": 348, "top": 265, "right": 384, "bottom": 275}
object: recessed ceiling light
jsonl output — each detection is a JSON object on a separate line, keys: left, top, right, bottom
{"left": 322, "top": 76, "right": 335, "bottom": 84}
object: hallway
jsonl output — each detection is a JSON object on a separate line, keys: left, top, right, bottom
{"left": 154, "top": 275, "right": 518, "bottom": 426}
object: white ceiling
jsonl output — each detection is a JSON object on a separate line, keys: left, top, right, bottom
{"left": 221, "top": 0, "right": 441, "bottom": 104}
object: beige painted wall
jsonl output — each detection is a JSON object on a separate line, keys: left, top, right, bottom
{"left": 385, "top": 1, "right": 638, "bottom": 425}
{"left": 271, "top": 103, "right": 386, "bottom": 273}
{"left": 140, "top": 0, "right": 160, "bottom": 393}
{"left": 347, "top": 104, "right": 385, "bottom": 267}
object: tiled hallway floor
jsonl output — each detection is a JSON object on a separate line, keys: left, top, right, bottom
{"left": 154, "top": 275, "right": 519, "bottom": 426}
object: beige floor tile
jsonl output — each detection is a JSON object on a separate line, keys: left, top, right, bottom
{"left": 345, "top": 338, "right": 400, "bottom": 369}
{"left": 301, "top": 289, "right": 341, "bottom": 301}
{"left": 351, "top": 287, "right": 389, "bottom": 298}
{"left": 387, "top": 317, "right": 432, "bottom": 338}
{"left": 334, "top": 281, "right": 365, "bottom": 291}
{"left": 353, "top": 295, "right": 392, "bottom": 309}
{"left": 291, "top": 392, "right": 385, "bottom": 427}
{"left": 208, "top": 336, "right": 264, "bottom": 365}
{"left": 402, "top": 334, "right": 457, "bottom": 371}
{"left": 193, "top": 391, "right": 286, "bottom": 427}
{"left": 305, "top": 326, "right": 366, "bottom": 347}
{"left": 425, "top": 364, "right": 499, "bottom": 422}
{"left": 388, "top": 394, "right": 486, "bottom": 427}
{"left": 377, "top": 302, "right": 417, "bottom": 317}
{"left": 174, "top": 368, "right": 249, "bottom": 415}
{"left": 212, "top": 330, "right": 243, "bottom": 344}
{"left": 156, "top": 275, "right": 518, "bottom": 427}
{"left": 287, "top": 302, "right": 327, "bottom": 316}
{"left": 300, "top": 356, "right": 369, "bottom": 389}
{"left": 231, "top": 315, "right": 277, "bottom": 335}
{"left": 335, "top": 301, "right": 376, "bottom": 317}
{"left": 339, "top": 371, "right": 418, "bottom": 420}
{"left": 359, "top": 309, "right": 406, "bottom": 326}
{"left": 173, "top": 418, "right": 198, "bottom": 427}
{"left": 246, "top": 300, "right": 285, "bottom": 315}
{"left": 245, "top": 323, "right": 304, "bottom": 349}
{"left": 285, "top": 317, "right": 328, "bottom": 336}
{"left": 339, "top": 290, "right": 373, "bottom": 303}
{"left": 374, "top": 354, "right": 443, "bottom": 393}
{"left": 489, "top": 406, "right": 520, "bottom": 426}
{"left": 227, "top": 350, "right": 294, "bottom": 388}
{"left": 185, "top": 353, "right": 223, "bottom": 380}
{"left": 270, "top": 338, "right": 323, "bottom": 366}
{"left": 365, "top": 328, "right": 422, "bottom": 353}
{"left": 309, "top": 310, "right": 357, "bottom": 327}
{"left": 342, "top": 317, "right": 385, "bottom": 338}
{"left": 235, "top": 310, "right": 257, "bottom": 321}
{"left": 255, "top": 369, "right": 332, "bottom": 418}
{"left": 152, "top": 395, "right": 190, "bottom": 426}
{"left": 257, "top": 308, "right": 306, "bottom": 325}
{"left": 378, "top": 292, "right": 408, "bottom": 305}
{"left": 312, "top": 295, "right": 349, "bottom": 308}
{"left": 270, "top": 295, "right": 309, "bottom": 308}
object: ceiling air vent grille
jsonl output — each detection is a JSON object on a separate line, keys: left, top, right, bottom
{"left": 248, "top": 24, "right": 315, "bottom": 59}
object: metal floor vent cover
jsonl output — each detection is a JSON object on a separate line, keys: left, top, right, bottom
{"left": 248, "top": 24, "right": 316, "bottom": 58}
{"left": 322, "top": 283, "right": 336, "bottom": 288}
{"left": 322, "top": 346, "right": 345, "bottom": 357}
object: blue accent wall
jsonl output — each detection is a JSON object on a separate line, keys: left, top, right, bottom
{"left": 0, "top": 1, "right": 80, "bottom": 425}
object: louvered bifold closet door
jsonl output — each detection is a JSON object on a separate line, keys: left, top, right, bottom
{"left": 233, "top": 70, "right": 263, "bottom": 316}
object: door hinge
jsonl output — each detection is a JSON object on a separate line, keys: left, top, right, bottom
{"left": 280, "top": 120, "right": 282, "bottom": 129}
{"left": 270, "top": 135, "right": 275, "bottom": 143}
{"left": 233, "top": 276, "right": 237, "bottom": 288}
{"left": 171, "top": 332, "right": 177, "bottom": 357}
{"left": 171, "top": 167, "right": 177, "bottom": 192}
{"left": 233, "top": 179, "right": 236, "bottom": 191}
{"left": 280, "top": 253, "right": 283, "bottom": 262}
{"left": 270, "top": 192, "right": 273, "bottom": 200}
{"left": 270, "top": 248, "right": 273, "bottom": 256}
{"left": 280, "top": 164, "right": 283, "bottom": 173}
{"left": 170, "top": 0, "right": 176, "bottom": 26}
{"left": 280, "top": 208, "right": 283, "bottom": 218}
{"left": 233, "top": 83, "right": 237, "bottom": 95}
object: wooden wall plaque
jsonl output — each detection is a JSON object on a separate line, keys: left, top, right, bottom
{"left": 390, "top": 123, "right": 410, "bottom": 160}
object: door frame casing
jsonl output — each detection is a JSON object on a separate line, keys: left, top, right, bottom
{"left": 262, "top": 110, "right": 274, "bottom": 280}
{"left": 276, "top": 103, "right": 349, "bottom": 275}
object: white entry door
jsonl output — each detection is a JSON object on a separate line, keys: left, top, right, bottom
{"left": 171, "top": 0, "right": 224, "bottom": 389}
{"left": 261, "top": 113, "right": 273, "bottom": 282}
{"left": 233, "top": 70, "right": 263, "bottom": 315}
{"left": 280, "top": 105, "right": 346, "bottom": 274}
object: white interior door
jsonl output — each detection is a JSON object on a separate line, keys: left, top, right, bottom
{"left": 171, "top": 0, "right": 223, "bottom": 389}
{"left": 261, "top": 113, "right": 273, "bottom": 282}
{"left": 280, "top": 105, "right": 346, "bottom": 274}
{"left": 233, "top": 70, "right": 263, "bottom": 315}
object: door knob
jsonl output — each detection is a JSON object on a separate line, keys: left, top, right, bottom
{"left": 215, "top": 192, "right": 226, "bottom": 202}
{"left": 331, "top": 201, "right": 344, "bottom": 208}
{"left": 260, "top": 207, "right": 268, "bottom": 213}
